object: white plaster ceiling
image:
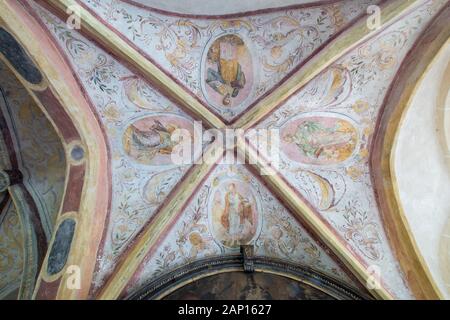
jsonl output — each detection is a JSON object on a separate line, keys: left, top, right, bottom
{"left": 125, "top": 0, "right": 333, "bottom": 15}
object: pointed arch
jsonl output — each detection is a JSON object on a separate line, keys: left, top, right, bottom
{"left": 0, "top": 0, "right": 111, "bottom": 299}
{"left": 370, "top": 4, "right": 450, "bottom": 300}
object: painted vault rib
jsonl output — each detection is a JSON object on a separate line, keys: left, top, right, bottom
{"left": 29, "top": 1, "right": 207, "bottom": 293}
{"left": 247, "top": 0, "right": 448, "bottom": 299}
{"left": 77, "top": 0, "right": 380, "bottom": 122}
{"left": 124, "top": 163, "right": 360, "bottom": 296}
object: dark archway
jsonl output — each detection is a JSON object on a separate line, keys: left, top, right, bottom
{"left": 127, "top": 255, "right": 371, "bottom": 300}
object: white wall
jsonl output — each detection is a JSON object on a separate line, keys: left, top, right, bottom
{"left": 129, "top": 0, "right": 325, "bottom": 15}
{"left": 394, "top": 43, "right": 450, "bottom": 299}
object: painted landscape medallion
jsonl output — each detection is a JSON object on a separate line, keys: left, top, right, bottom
{"left": 281, "top": 114, "right": 358, "bottom": 165}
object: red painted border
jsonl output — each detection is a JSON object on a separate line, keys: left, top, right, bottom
{"left": 61, "top": 164, "right": 86, "bottom": 213}
{"left": 34, "top": 88, "right": 81, "bottom": 143}
{"left": 34, "top": 278, "right": 61, "bottom": 300}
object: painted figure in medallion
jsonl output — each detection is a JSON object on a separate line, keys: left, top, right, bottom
{"left": 217, "top": 183, "right": 254, "bottom": 247}
{"left": 206, "top": 35, "right": 247, "bottom": 106}
{"left": 221, "top": 183, "right": 253, "bottom": 240}
{"left": 123, "top": 115, "right": 195, "bottom": 165}
{"left": 126, "top": 120, "right": 177, "bottom": 157}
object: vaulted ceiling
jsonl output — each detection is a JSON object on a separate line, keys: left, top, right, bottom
{"left": 0, "top": 0, "right": 449, "bottom": 300}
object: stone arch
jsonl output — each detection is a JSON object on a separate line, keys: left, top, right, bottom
{"left": 0, "top": 0, "right": 111, "bottom": 299}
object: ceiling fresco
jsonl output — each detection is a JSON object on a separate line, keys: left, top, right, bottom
{"left": 29, "top": 1, "right": 209, "bottom": 293}
{"left": 124, "top": 162, "right": 359, "bottom": 296}
{"left": 77, "top": 0, "right": 379, "bottom": 122}
{"left": 0, "top": 0, "right": 448, "bottom": 300}
{"left": 245, "top": 0, "right": 449, "bottom": 298}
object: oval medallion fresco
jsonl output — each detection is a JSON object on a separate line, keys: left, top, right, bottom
{"left": 281, "top": 114, "right": 358, "bottom": 165}
{"left": 202, "top": 34, "right": 253, "bottom": 109}
{"left": 209, "top": 179, "right": 260, "bottom": 249}
{"left": 123, "top": 114, "right": 199, "bottom": 166}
